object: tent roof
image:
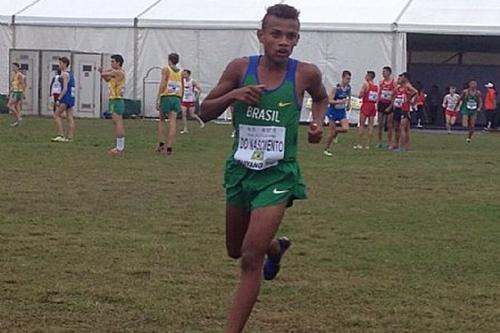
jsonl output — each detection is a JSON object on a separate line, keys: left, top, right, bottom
{"left": 7, "top": 0, "right": 159, "bottom": 27}
{"left": 137, "top": 0, "right": 409, "bottom": 32}
{"left": 2, "top": 0, "right": 500, "bottom": 35}
{"left": 0, "top": 0, "right": 39, "bottom": 24}
{"left": 397, "top": 0, "right": 500, "bottom": 35}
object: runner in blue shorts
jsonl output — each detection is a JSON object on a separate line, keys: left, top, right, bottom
{"left": 324, "top": 70, "right": 351, "bottom": 156}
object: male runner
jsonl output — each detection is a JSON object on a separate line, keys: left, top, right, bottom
{"left": 7, "top": 63, "right": 26, "bottom": 127}
{"left": 377, "top": 66, "right": 395, "bottom": 148}
{"left": 51, "top": 57, "right": 75, "bottom": 142}
{"left": 442, "top": 86, "right": 461, "bottom": 134}
{"left": 180, "top": 69, "right": 204, "bottom": 134}
{"left": 323, "top": 70, "right": 351, "bottom": 156}
{"left": 459, "top": 80, "right": 482, "bottom": 143}
{"left": 200, "top": 4, "right": 328, "bottom": 332}
{"left": 355, "top": 71, "right": 378, "bottom": 149}
{"left": 390, "top": 72, "right": 417, "bottom": 151}
{"left": 156, "top": 53, "right": 183, "bottom": 155}
{"left": 99, "top": 54, "right": 126, "bottom": 155}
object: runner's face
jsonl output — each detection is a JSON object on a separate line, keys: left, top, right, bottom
{"left": 110, "top": 59, "right": 119, "bottom": 70}
{"left": 382, "top": 69, "right": 391, "bottom": 79}
{"left": 469, "top": 81, "right": 477, "bottom": 90}
{"left": 182, "top": 71, "right": 190, "bottom": 79}
{"left": 450, "top": 87, "right": 456, "bottom": 94}
{"left": 397, "top": 76, "right": 406, "bottom": 85}
{"left": 58, "top": 61, "right": 66, "bottom": 70}
{"left": 342, "top": 75, "right": 351, "bottom": 85}
{"left": 12, "top": 64, "right": 19, "bottom": 72}
{"left": 258, "top": 16, "right": 300, "bottom": 64}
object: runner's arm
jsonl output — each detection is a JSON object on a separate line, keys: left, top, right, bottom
{"left": 200, "top": 58, "right": 264, "bottom": 123}
{"left": 454, "top": 95, "right": 461, "bottom": 111}
{"left": 58, "top": 73, "right": 69, "bottom": 101}
{"left": 305, "top": 64, "right": 328, "bottom": 129}
{"left": 408, "top": 84, "right": 418, "bottom": 104}
{"left": 193, "top": 80, "right": 202, "bottom": 97}
{"left": 358, "top": 82, "right": 367, "bottom": 99}
{"left": 99, "top": 68, "right": 119, "bottom": 82}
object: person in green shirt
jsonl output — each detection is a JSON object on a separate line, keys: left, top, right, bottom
{"left": 200, "top": 4, "right": 328, "bottom": 333}
{"left": 459, "top": 80, "right": 482, "bottom": 143}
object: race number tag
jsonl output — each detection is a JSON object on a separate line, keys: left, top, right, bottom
{"left": 183, "top": 90, "right": 194, "bottom": 102}
{"left": 381, "top": 90, "right": 392, "bottom": 101}
{"left": 234, "top": 125, "right": 286, "bottom": 171}
{"left": 466, "top": 99, "right": 477, "bottom": 110}
{"left": 334, "top": 100, "right": 346, "bottom": 109}
{"left": 167, "top": 81, "right": 182, "bottom": 95}
{"left": 368, "top": 91, "right": 378, "bottom": 102}
{"left": 394, "top": 96, "right": 404, "bottom": 108}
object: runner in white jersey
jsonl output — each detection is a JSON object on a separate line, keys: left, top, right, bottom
{"left": 180, "top": 69, "right": 204, "bottom": 133}
{"left": 49, "top": 70, "right": 63, "bottom": 112}
{"left": 442, "top": 86, "right": 461, "bottom": 134}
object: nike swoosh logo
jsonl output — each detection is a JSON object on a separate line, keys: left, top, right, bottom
{"left": 273, "top": 188, "right": 289, "bottom": 194}
{"left": 278, "top": 102, "right": 291, "bottom": 108}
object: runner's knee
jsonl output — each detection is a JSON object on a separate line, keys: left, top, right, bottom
{"left": 240, "top": 248, "right": 263, "bottom": 272}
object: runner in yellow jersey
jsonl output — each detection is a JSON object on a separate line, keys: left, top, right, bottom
{"left": 8, "top": 63, "right": 26, "bottom": 127}
{"left": 155, "top": 53, "right": 183, "bottom": 155}
{"left": 99, "top": 55, "right": 126, "bottom": 155}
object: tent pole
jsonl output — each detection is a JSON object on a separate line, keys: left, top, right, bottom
{"left": 11, "top": 15, "right": 16, "bottom": 48}
{"left": 134, "top": 17, "right": 139, "bottom": 101}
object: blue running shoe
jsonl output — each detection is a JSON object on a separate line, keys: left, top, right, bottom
{"left": 263, "top": 237, "right": 291, "bottom": 281}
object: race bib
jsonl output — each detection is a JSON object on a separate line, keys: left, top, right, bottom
{"left": 234, "top": 125, "right": 286, "bottom": 171}
{"left": 368, "top": 91, "right": 378, "bottom": 102}
{"left": 466, "top": 99, "right": 477, "bottom": 110}
{"left": 52, "top": 81, "right": 62, "bottom": 94}
{"left": 167, "top": 81, "right": 182, "bottom": 95}
{"left": 334, "top": 100, "right": 346, "bottom": 109}
{"left": 183, "top": 90, "right": 195, "bottom": 102}
{"left": 381, "top": 90, "right": 392, "bottom": 101}
{"left": 394, "top": 96, "right": 404, "bottom": 108}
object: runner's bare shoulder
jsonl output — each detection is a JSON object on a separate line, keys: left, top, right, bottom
{"left": 222, "top": 57, "right": 250, "bottom": 82}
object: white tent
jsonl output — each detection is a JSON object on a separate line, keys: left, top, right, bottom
{"left": 397, "top": 0, "right": 500, "bottom": 35}
{"left": 1, "top": 0, "right": 499, "bottom": 117}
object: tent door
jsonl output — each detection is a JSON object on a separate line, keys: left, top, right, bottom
{"left": 40, "top": 51, "right": 71, "bottom": 116}
{"left": 10, "top": 50, "right": 40, "bottom": 116}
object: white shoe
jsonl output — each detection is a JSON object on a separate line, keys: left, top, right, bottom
{"left": 180, "top": 129, "right": 188, "bottom": 134}
{"left": 199, "top": 121, "right": 205, "bottom": 129}
{"left": 466, "top": 138, "right": 471, "bottom": 143}
{"left": 417, "top": 124, "right": 423, "bottom": 128}
{"left": 365, "top": 146, "right": 370, "bottom": 150}
{"left": 323, "top": 150, "right": 333, "bottom": 157}
{"left": 10, "top": 121, "right": 19, "bottom": 127}
{"left": 333, "top": 137, "right": 339, "bottom": 144}
{"left": 51, "top": 135, "right": 65, "bottom": 142}
{"left": 353, "top": 145, "right": 363, "bottom": 150}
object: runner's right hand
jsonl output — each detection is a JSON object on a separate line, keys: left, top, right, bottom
{"left": 230, "top": 85, "right": 266, "bottom": 105}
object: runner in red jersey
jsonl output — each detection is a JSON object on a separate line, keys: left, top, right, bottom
{"left": 355, "top": 71, "right": 379, "bottom": 149}
{"left": 390, "top": 72, "right": 417, "bottom": 151}
{"left": 377, "top": 66, "right": 395, "bottom": 148}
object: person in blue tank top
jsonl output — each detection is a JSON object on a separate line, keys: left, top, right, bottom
{"left": 200, "top": 4, "right": 328, "bottom": 333}
{"left": 51, "top": 56, "right": 75, "bottom": 143}
{"left": 324, "top": 70, "right": 352, "bottom": 156}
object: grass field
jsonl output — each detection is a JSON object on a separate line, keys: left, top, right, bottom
{"left": 1, "top": 114, "right": 500, "bottom": 333}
